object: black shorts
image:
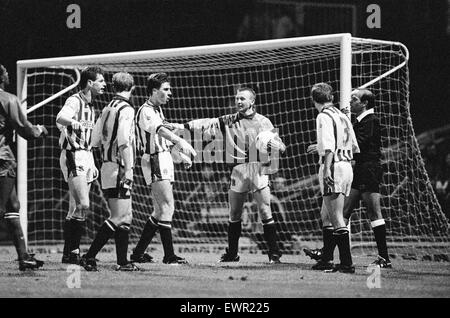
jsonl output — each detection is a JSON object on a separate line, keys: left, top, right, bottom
{"left": 352, "top": 161, "right": 383, "bottom": 193}
{"left": 0, "top": 159, "right": 17, "bottom": 178}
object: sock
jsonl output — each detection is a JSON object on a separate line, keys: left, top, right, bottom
{"left": 371, "top": 219, "right": 389, "bottom": 261}
{"left": 321, "top": 226, "right": 336, "bottom": 262}
{"left": 158, "top": 221, "right": 174, "bottom": 257}
{"left": 69, "top": 218, "right": 85, "bottom": 254}
{"left": 115, "top": 224, "right": 130, "bottom": 266}
{"left": 262, "top": 218, "right": 280, "bottom": 255}
{"left": 86, "top": 220, "right": 116, "bottom": 259}
{"left": 227, "top": 220, "right": 242, "bottom": 256}
{"left": 63, "top": 219, "right": 72, "bottom": 256}
{"left": 334, "top": 227, "right": 352, "bottom": 266}
{"left": 133, "top": 216, "right": 158, "bottom": 255}
{"left": 5, "top": 213, "right": 28, "bottom": 261}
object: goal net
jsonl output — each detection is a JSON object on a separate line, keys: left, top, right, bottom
{"left": 18, "top": 34, "right": 449, "bottom": 258}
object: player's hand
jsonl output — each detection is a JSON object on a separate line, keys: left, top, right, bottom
{"left": 37, "top": 125, "right": 48, "bottom": 137}
{"left": 323, "top": 168, "right": 334, "bottom": 187}
{"left": 71, "top": 120, "right": 81, "bottom": 130}
{"left": 268, "top": 135, "right": 286, "bottom": 153}
{"left": 307, "top": 144, "right": 318, "bottom": 154}
{"left": 176, "top": 138, "right": 197, "bottom": 157}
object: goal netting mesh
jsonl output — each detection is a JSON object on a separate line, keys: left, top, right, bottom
{"left": 23, "top": 36, "right": 449, "bottom": 258}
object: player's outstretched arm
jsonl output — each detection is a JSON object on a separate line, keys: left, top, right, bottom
{"left": 158, "top": 126, "right": 197, "bottom": 158}
{"left": 9, "top": 96, "right": 47, "bottom": 140}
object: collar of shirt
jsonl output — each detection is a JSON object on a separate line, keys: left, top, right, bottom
{"left": 237, "top": 110, "right": 256, "bottom": 120}
{"left": 78, "top": 91, "right": 91, "bottom": 105}
{"left": 356, "top": 108, "right": 374, "bottom": 122}
{"left": 320, "top": 103, "right": 335, "bottom": 112}
{"left": 113, "top": 94, "right": 130, "bottom": 103}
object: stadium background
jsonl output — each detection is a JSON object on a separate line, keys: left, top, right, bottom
{"left": 0, "top": 0, "right": 449, "bottom": 245}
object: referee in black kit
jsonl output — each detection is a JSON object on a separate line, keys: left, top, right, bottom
{"left": 305, "top": 88, "right": 391, "bottom": 268}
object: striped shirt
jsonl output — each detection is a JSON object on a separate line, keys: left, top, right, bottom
{"left": 316, "top": 105, "right": 359, "bottom": 162}
{"left": 91, "top": 95, "right": 135, "bottom": 166}
{"left": 187, "top": 111, "right": 275, "bottom": 164}
{"left": 136, "top": 101, "right": 170, "bottom": 155}
{"left": 57, "top": 92, "right": 95, "bottom": 151}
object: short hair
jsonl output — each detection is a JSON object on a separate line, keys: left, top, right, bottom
{"left": 311, "top": 82, "right": 333, "bottom": 104}
{"left": 80, "top": 66, "right": 104, "bottom": 88}
{"left": 147, "top": 72, "right": 169, "bottom": 95}
{"left": 0, "top": 64, "right": 7, "bottom": 84}
{"left": 112, "top": 72, "right": 134, "bottom": 92}
{"left": 358, "top": 89, "right": 376, "bottom": 109}
{"left": 236, "top": 87, "right": 256, "bottom": 100}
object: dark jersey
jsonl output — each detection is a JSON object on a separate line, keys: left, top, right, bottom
{"left": 0, "top": 89, "right": 41, "bottom": 161}
{"left": 353, "top": 112, "right": 381, "bottom": 164}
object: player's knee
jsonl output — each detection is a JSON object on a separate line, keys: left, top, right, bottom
{"left": 78, "top": 202, "right": 90, "bottom": 211}
{"left": 6, "top": 199, "right": 20, "bottom": 213}
{"left": 258, "top": 204, "right": 272, "bottom": 220}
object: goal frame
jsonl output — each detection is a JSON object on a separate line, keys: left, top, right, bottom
{"left": 16, "top": 33, "right": 408, "bottom": 243}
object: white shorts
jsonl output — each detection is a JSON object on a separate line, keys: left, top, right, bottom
{"left": 101, "top": 162, "right": 133, "bottom": 199}
{"left": 60, "top": 149, "right": 98, "bottom": 183}
{"left": 318, "top": 161, "right": 353, "bottom": 196}
{"left": 141, "top": 151, "right": 174, "bottom": 185}
{"left": 230, "top": 162, "right": 269, "bottom": 193}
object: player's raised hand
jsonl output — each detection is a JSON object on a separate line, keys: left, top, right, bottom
{"left": 176, "top": 138, "right": 197, "bottom": 157}
{"left": 307, "top": 143, "right": 318, "bottom": 154}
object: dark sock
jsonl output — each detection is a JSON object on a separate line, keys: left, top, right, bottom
{"left": 158, "top": 221, "right": 174, "bottom": 257}
{"left": 63, "top": 219, "right": 72, "bottom": 256}
{"left": 5, "top": 214, "right": 28, "bottom": 261}
{"left": 86, "top": 220, "right": 116, "bottom": 259}
{"left": 372, "top": 220, "right": 389, "bottom": 260}
{"left": 115, "top": 224, "right": 130, "bottom": 265}
{"left": 69, "top": 218, "right": 85, "bottom": 253}
{"left": 228, "top": 221, "right": 241, "bottom": 256}
{"left": 262, "top": 219, "right": 280, "bottom": 255}
{"left": 321, "top": 226, "right": 336, "bottom": 262}
{"left": 133, "top": 216, "right": 158, "bottom": 255}
{"left": 334, "top": 227, "right": 352, "bottom": 266}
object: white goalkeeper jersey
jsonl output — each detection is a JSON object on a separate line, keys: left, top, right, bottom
{"left": 91, "top": 95, "right": 136, "bottom": 166}
{"left": 187, "top": 111, "right": 274, "bottom": 164}
{"left": 316, "top": 105, "right": 359, "bottom": 162}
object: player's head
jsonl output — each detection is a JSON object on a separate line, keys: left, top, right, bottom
{"left": 112, "top": 72, "right": 135, "bottom": 93}
{"left": 80, "top": 66, "right": 106, "bottom": 96}
{"left": 235, "top": 87, "right": 256, "bottom": 114}
{"left": 147, "top": 72, "right": 172, "bottom": 105}
{"left": 0, "top": 64, "right": 10, "bottom": 87}
{"left": 350, "top": 89, "right": 375, "bottom": 114}
{"left": 310, "top": 83, "right": 334, "bottom": 107}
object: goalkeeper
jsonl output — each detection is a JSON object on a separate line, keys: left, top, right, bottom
{"left": 175, "top": 87, "right": 286, "bottom": 263}
{"left": 0, "top": 64, "right": 47, "bottom": 271}
{"left": 130, "top": 73, "right": 196, "bottom": 265}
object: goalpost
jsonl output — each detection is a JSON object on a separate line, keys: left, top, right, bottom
{"left": 17, "top": 33, "right": 449, "bottom": 257}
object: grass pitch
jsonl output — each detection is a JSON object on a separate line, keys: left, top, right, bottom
{"left": 0, "top": 245, "right": 449, "bottom": 298}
